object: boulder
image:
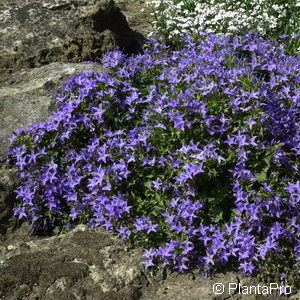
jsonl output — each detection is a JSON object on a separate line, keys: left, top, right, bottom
{"left": 0, "top": 224, "right": 149, "bottom": 299}
{"left": 0, "top": 0, "right": 144, "bottom": 76}
{"left": 0, "top": 0, "right": 156, "bottom": 160}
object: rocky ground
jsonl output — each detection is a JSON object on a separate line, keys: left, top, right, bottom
{"left": 0, "top": 1, "right": 299, "bottom": 299}
{"left": 1, "top": 223, "right": 297, "bottom": 300}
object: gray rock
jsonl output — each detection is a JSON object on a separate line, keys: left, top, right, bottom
{"left": 0, "top": 62, "right": 107, "bottom": 160}
{"left": 0, "top": 224, "right": 149, "bottom": 299}
{"left": 0, "top": 224, "right": 292, "bottom": 299}
{"left": 0, "top": 0, "right": 157, "bottom": 234}
{"left": 0, "top": 0, "right": 156, "bottom": 160}
{"left": 0, "top": 0, "right": 143, "bottom": 75}
{"left": 0, "top": 165, "right": 20, "bottom": 235}
{"left": 115, "top": 0, "right": 155, "bottom": 38}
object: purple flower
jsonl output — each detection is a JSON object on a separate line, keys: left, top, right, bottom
{"left": 175, "top": 256, "right": 189, "bottom": 272}
{"left": 134, "top": 216, "right": 158, "bottom": 234}
{"left": 239, "top": 261, "right": 255, "bottom": 274}
{"left": 7, "top": 32, "right": 300, "bottom": 283}
{"left": 116, "top": 225, "right": 131, "bottom": 239}
{"left": 141, "top": 247, "right": 156, "bottom": 269}
{"left": 87, "top": 167, "right": 106, "bottom": 190}
{"left": 13, "top": 206, "right": 27, "bottom": 219}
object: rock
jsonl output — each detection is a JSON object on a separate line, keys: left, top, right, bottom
{"left": 290, "top": 289, "right": 300, "bottom": 299}
{"left": 0, "top": 224, "right": 149, "bottom": 299}
{"left": 0, "top": 0, "right": 156, "bottom": 240}
{"left": 0, "top": 165, "right": 20, "bottom": 235}
{"left": 0, "top": 62, "right": 107, "bottom": 160}
{"left": 115, "top": 0, "right": 155, "bottom": 38}
{"left": 0, "top": 0, "right": 157, "bottom": 159}
{"left": 0, "top": 224, "right": 293, "bottom": 299}
{"left": 0, "top": 0, "right": 144, "bottom": 76}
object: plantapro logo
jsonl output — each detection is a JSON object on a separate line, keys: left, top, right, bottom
{"left": 212, "top": 282, "right": 292, "bottom": 296}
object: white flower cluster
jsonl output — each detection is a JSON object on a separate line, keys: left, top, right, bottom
{"left": 146, "top": 0, "right": 296, "bottom": 39}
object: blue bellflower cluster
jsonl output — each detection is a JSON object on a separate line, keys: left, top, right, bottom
{"left": 8, "top": 32, "right": 300, "bottom": 283}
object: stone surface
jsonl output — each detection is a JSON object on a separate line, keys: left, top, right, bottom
{"left": 115, "top": 0, "right": 155, "bottom": 38}
{"left": 0, "top": 0, "right": 144, "bottom": 75}
{"left": 0, "top": 0, "right": 156, "bottom": 245}
{"left": 0, "top": 165, "right": 20, "bottom": 235}
{"left": 0, "top": 224, "right": 148, "bottom": 300}
{"left": 0, "top": 224, "right": 293, "bottom": 299}
{"left": 0, "top": 0, "right": 155, "bottom": 159}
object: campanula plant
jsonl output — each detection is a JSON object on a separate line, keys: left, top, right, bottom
{"left": 8, "top": 32, "right": 300, "bottom": 290}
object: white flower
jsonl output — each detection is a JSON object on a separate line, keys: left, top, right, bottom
{"left": 147, "top": 0, "right": 297, "bottom": 40}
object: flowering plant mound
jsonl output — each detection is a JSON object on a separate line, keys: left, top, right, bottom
{"left": 8, "top": 32, "right": 300, "bottom": 289}
{"left": 147, "top": 0, "right": 300, "bottom": 54}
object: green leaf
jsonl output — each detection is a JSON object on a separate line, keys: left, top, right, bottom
{"left": 206, "top": 197, "right": 215, "bottom": 203}
{"left": 53, "top": 226, "right": 62, "bottom": 235}
{"left": 214, "top": 211, "right": 223, "bottom": 223}
{"left": 255, "top": 171, "right": 267, "bottom": 182}
{"left": 146, "top": 174, "right": 154, "bottom": 179}
{"left": 144, "top": 180, "right": 152, "bottom": 189}
{"left": 263, "top": 157, "right": 270, "bottom": 166}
